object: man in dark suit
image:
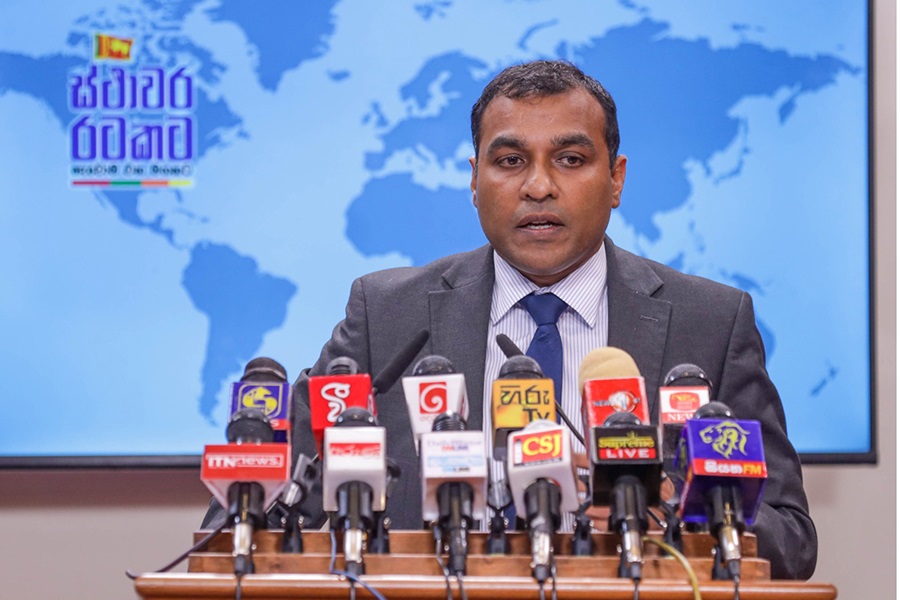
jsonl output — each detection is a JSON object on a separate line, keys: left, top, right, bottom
{"left": 206, "top": 60, "right": 816, "bottom": 580}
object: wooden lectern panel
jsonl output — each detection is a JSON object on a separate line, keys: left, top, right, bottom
{"left": 136, "top": 573, "right": 838, "bottom": 599}
{"left": 133, "top": 530, "right": 837, "bottom": 600}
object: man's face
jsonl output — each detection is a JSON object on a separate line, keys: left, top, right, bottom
{"left": 470, "top": 89, "right": 626, "bottom": 287}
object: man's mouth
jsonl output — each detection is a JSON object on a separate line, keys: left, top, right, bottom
{"left": 518, "top": 217, "right": 562, "bottom": 230}
{"left": 524, "top": 221, "right": 555, "bottom": 230}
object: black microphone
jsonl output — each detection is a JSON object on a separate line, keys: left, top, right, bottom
{"left": 420, "top": 412, "right": 487, "bottom": 576}
{"left": 506, "top": 420, "right": 580, "bottom": 583}
{"left": 322, "top": 407, "right": 386, "bottom": 576}
{"left": 660, "top": 363, "right": 712, "bottom": 477}
{"left": 676, "top": 401, "right": 768, "bottom": 582}
{"left": 371, "top": 329, "right": 430, "bottom": 396}
{"left": 205, "top": 408, "right": 284, "bottom": 577}
{"left": 592, "top": 410, "right": 663, "bottom": 582}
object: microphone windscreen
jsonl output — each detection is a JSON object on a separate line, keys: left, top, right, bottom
{"left": 335, "top": 407, "right": 377, "bottom": 427}
{"left": 241, "top": 357, "right": 288, "bottom": 383}
{"left": 412, "top": 355, "right": 456, "bottom": 376}
{"left": 499, "top": 355, "right": 543, "bottom": 379}
{"left": 663, "top": 363, "right": 711, "bottom": 388}
{"left": 326, "top": 356, "right": 359, "bottom": 375}
{"left": 604, "top": 410, "right": 642, "bottom": 427}
{"left": 692, "top": 401, "right": 734, "bottom": 420}
{"left": 495, "top": 333, "right": 525, "bottom": 358}
{"left": 578, "top": 347, "right": 640, "bottom": 390}
{"left": 226, "top": 408, "right": 275, "bottom": 443}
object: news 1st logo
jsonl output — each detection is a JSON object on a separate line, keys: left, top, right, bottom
{"left": 659, "top": 386, "right": 709, "bottom": 424}
{"left": 511, "top": 429, "right": 563, "bottom": 466}
{"left": 418, "top": 381, "right": 448, "bottom": 414}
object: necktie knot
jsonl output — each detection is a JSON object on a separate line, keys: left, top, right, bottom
{"left": 519, "top": 292, "right": 568, "bottom": 326}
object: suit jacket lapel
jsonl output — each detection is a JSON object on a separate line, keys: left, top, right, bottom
{"left": 605, "top": 239, "right": 672, "bottom": 417}
{"left": 427, "top": 246, "right": 494, "bottom": 430}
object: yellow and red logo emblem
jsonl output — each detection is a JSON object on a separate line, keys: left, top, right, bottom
{"left": 94, "top": 34, "right": 133, "bottom": 61}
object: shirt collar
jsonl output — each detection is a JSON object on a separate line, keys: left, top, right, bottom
{"left": 490, "top": 241, "right": 607, "bottom": 328}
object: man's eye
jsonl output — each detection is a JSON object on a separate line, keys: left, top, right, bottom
{"left": 498, "top": 156, "right": 523, "bottom": 167}
{"left": 559, "top": 155, "right": 583, "bottom": 166}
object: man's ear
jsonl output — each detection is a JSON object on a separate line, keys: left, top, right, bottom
{"left": 610, "top": 154, "right": 627, "bottom": 209}
{"left": 469, "top": 155, "right": 478, "bottom": 206}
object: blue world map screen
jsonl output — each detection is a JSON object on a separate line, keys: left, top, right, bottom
{"left": 0, "top": 0, "right": 870, "bottom": 463}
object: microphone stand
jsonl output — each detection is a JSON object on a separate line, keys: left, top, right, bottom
{"left": 609, "top": 474, "right": 648, "bottom": 582}
{"left": 333, "top": 481, "right": 375, "bottom": 576}
{"left": 486, "top": 479, "right": 512, "bottom": 554}
{"left": 368, "top": 460, "right": 401, "bottom": 554}
{"left": 277, "top": 454, "right": 319, "bottom": 553}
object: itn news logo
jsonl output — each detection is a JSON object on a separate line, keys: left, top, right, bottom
{"left": 66, "top": 33, "right": 196, "bottom": 189}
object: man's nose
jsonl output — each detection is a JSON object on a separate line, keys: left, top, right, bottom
{"left": 521, "top": 161, "right": 558, "bottom": 201}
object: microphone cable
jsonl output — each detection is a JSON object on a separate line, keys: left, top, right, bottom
{"left": 433, "top": 524, "right": 469, "bottom": 600}
{"left": 328, "top": 528, "right": 387, "bottom": 600}
{"left": 125, "top": 522, "right": 227, "bottom": 580}
{"left": 641, "top": 536, "right": 701, "bottom": 600}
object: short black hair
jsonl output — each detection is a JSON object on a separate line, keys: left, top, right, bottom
{"left": 470, "top": 60, "right": 619, "bottom": 169}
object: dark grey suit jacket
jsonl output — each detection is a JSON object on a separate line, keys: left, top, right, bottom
{"left": 207, "top": 239, "right": 817, "bottom": 579}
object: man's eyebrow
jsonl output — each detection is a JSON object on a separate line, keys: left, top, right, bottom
{"left": 551, "top": 133, "right": 596, "bottom": 150}
{"left": 485, "top": 134, "right": 526, "bottom": 155}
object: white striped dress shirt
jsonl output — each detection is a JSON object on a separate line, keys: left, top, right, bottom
{"left": 481, "top": 242, "right": 609, "bottom": 532}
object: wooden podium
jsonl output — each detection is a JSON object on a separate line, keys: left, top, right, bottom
{"left": 134, "top": 529, "right": 837, "bottom": 599}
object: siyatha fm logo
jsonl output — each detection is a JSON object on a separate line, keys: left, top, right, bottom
{"left": 699, "top": 420, "right": 750, "bottom": 459}
{"left": 66, "top": 33, "right": 195, "bottom": 187}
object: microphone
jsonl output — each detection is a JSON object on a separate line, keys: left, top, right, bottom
{"left": 580, "top": 348, "right": 661, "bottom": 582}
{"left": 495, "top": 333, "right": 584, "bottom": 447}
{"left": 579, "top": 347, "right": 650, "bottom": 427}
{"left": 372, "top": 329, "right": 431, "bottom": 396}
{"left": 402, "top": 355, "right": 468, "bottom": 450}
{"left": 659, "top": 363, "right": 712, "bottom": 476}
{"left": 309, "top": 356, "right": 374, "bottom": 456}
{"left": 321, "top": 407, "right": 387, "bottom": 576}
{"left": 591, "top": 410, "right": 662, "bottom": 582}
{"left": 201, "top": 407, "right": 291, "bottom": 576}
{"left": 420, "top": 412, "right": 487, "bottom": 576}
{"left": 507, "top": 419, "right": 580, "bottom": 584}
{"left": 491, "top": 354, "right": 557, "bottom": 461}
{"left": 676, "top": 401, "right": 767, "bottom": 581}
{"left": 486, "top": 354, "right": 556, "bottom": 548}
{"left": 230, "top": 357, "right": 292, "bottom": 442}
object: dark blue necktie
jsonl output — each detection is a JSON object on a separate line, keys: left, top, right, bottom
{"left": 519, "top": 292, "right": 568, "bottom": 400}
{"left": 502, "top": 292, "right": 568, "bottom": 530}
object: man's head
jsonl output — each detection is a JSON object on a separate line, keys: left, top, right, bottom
{"left": 471, "top": 60, "right": 620, "bottom": 170}
{"left": 469, "top": 60, "right": 627, "bottom": 287}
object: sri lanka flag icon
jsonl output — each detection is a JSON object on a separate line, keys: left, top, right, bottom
{"left": 94, "top": 33, "right": 133, "bottom": 61}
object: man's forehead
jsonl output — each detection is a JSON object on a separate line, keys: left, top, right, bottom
{"left": 479, "top": 91, "right": 607, "bottom": 150}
